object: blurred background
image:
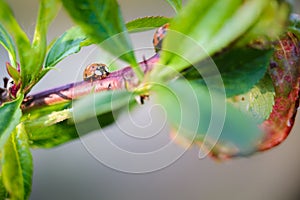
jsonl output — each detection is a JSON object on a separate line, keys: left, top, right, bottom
{"left": 1, "top": 0, "right": 300, "bottom": 200}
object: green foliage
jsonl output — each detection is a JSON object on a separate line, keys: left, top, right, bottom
{"left": 27, "top": 110, "right": 118, "bottom": 148}
{"left": 45, "top": 26, "right": 90, "bottom": 68}
{"left": 0, "top": 24, "right": 17, "bottom": 67}
{"left": 0, "top": 0, "right": 31, "bottom": 58}
{"left": 184, "top": 47, "right": 274, "bottom": 97}
{"left": 165, "top": 0, "right": 182, "bottom": 13}
{"left": 126, "top": 16, "right": 171, "bottom": 33}
{"left": 30, "top": 0, "right": 61, "bottom": 77}
{"left": 229, "top": 75, "right": 275, "bottom": 123}
{"left": 247, "top": 77, "right": 275, "bottom": 122}
{"left": 72, "top": 90, "right": 135, "bottom": 123}
{"left": 6, "top": 62, "right": 20, "bottom": 83}
{"left": 154, "top": 80, "right": 263, "bottom": 156}
{"left": 25, "top": 116, "right": 79, "bottom": 148}
{"left": 153, "top": 0, "right": 288, "bottom": 80}
{"left": 0, "top": 0, "right": 60, "bottom": 93}
{"left": 61, "top": 0, "right": 143, "bottom": 80}
{"left": 20, "top": 102, "right": 76, "bottom": 148}
{"left": 23, "top": 90, "right": 135, "bottom": 148}
{"left": 0, "top": 95, "right": 23, "bottom": 150}
{"left": 0, "top": 175, "right": 8, "bottom": 200}
{"left": 1, "top": 124, "right": 33, "bottom": 200}
{"left": 236, "top": 0, "right": 290, "bottom": 46}
{"left": 0, "top": 0, "right": 296, "bottom": 199}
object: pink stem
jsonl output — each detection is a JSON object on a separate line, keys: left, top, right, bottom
{"left": 21, "top": 54, "right": 160, "bottom": 112}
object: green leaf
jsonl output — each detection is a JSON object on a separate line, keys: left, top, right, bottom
{"left": 25, "top": 113, "right": 79, "bottom": 148}
{"left": 214, "top": 48, "right": 273, "bottom": 97}
{"left": 72, "top": 90, "right": 135, "bottom": 123}
{"left": 21, "top": 102, "right": 77, "bottom": 148}
{"left": 165, "top": 0, "right": 182, "bottom": 13}
{"left": 236, "top": 1, "right": 290, "bottom": 46}
{"left": 61, "top": 0, "right": 142, "bottom": 79}
{"left": 0, "top": 175, "right": 8, "bottom": 200}
{"left": 27, "top": 110, "right": 117, "bottom": 148}
{"left": 0, "top": 95, "right": 23, "bottom": 150}
{"left": 126, "top": 16, "right": 171, "bottom": 33}
{"left": 154, "top": 0, "right": 278, "bottom": 80}
{"left": 21, "top": 0, "right": 61, "bottom": 88}
{"left": 0, "top": 0, "right": 31, "bottom": 54}
{"left": 6, "top": 62, "right": 21, "bottom": 83}
{"left": 45, "top": 26, "right": 89, "bottom": 68}
{"left": 154, "top": 80, "right": 263, "bottom": 157}
{"left": 31, "top": 0, "right": 60, "bottom": 66}
{"left": 0, "top": 0, "right": 32, "bottom": 89}
{"left": 2, "top": 124, "right": 33, "bottom": 200}
{"left": 184, "top": 47, "right": 274, "bottom": 97}
{"left": 0, "top": 23, "right": 17, "bottom": 67}
{"left": 23, "top": 91, "right": 135, "bottom": 148}
{"left": 229, "top": 75, "right": 275, "bottom": 123}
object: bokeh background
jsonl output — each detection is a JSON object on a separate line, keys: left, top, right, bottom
{"left": 1, "top": 0, "right": 300, "bottom": 199}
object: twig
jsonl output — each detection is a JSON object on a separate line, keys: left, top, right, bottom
{"left": 21, "top": 54, "right": 160, "bottom": 112}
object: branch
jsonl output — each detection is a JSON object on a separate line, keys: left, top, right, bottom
{"left": 21, "top": 54, "right": 160, "bottom": 112}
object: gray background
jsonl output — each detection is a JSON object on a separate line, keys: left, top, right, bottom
{"left": 1, "top": 0, "right": 300, "bottom": 200}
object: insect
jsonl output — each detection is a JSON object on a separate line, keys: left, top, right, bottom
{"left": 153, "top": 23, "right": 169, "bottom": 52}
{"left": 83, "top": 63, "right": 109, "bottom": 81}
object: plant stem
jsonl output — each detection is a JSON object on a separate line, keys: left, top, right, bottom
{"left": 21, "top": 54, "right": 160, "bottom": 112}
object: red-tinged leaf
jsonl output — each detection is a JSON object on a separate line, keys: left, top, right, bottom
{"left": 258, "top": 32, "right": 300, "bottom": 150}
{"left": 6, "top": 62, "right": 20, "bottom": 83}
